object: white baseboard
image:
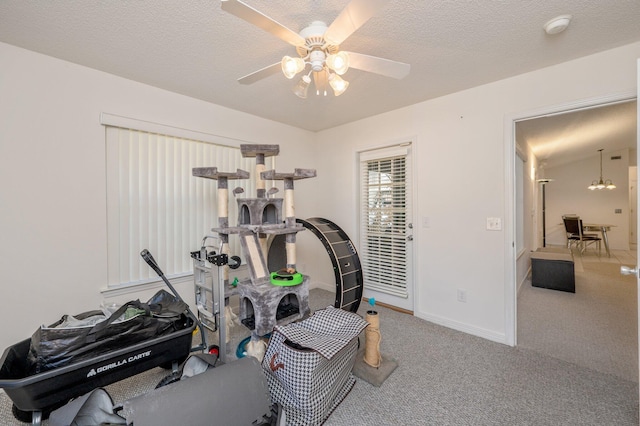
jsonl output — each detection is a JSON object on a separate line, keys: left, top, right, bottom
{"left": 414, "top": 310, "right": 508, "bottom": 345}
{"left": 517, "top": 266, "right": 532, "bottom": 295}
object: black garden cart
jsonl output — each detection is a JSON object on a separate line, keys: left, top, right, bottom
{"left": 0, "top": 250, "right": 206, "bottom": 424}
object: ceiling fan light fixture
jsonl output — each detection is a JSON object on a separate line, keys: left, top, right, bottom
{"left": 281, "top": 56, "right": 305, "bottom": 79}
{"left": 292, "top": 74, "right": 311, "bottom": 98}
{"left": 221, "top": 1, "right": 412, "bottom": 99}
{"left": 329, "top": 73, "right": 349, "bottom": 96}
{"left": 326, "top": 51, "right": 350, "bottom": 75}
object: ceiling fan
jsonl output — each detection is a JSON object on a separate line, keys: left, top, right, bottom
{"left": 220, "top": 0, "right": 411, "bottom": 98}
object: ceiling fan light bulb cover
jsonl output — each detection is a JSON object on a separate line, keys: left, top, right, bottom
{"left": 292, "top": 75, "right": 311, "bottom": 98}
{"left": 329, "top": 74, "right": 349, "bottom": 96}
{"left": 281, "top": 56, "right": 305, "bottom": 79}
{"left": 327, "top": 51, "right": 350, "bottom": 75}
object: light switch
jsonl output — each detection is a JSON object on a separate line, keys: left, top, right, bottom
{"left": 486, "top": 217, "right": 502, "bottom": 231}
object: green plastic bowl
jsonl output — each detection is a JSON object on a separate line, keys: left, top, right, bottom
{"left": 270, "top": 271, "right": 303, "bottom": 286}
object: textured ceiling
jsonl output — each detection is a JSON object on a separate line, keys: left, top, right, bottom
{"left": 1, "top": 0, "right": 640, "bottom": 136}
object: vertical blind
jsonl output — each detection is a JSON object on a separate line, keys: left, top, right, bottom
{"left": 105, "top": 126, "right": 267, "bottom": 287}
{"left": 359, "top": 145, "right": 411, "bottom": 298}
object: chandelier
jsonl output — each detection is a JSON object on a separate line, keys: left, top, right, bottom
{"left": 588, "top": 149, "right": 616, "bottom": 190}
{"left": 280, "top": 22, "right": 350, "bottom": 98}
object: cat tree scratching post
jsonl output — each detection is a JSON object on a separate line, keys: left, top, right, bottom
{"left": 260, "top": 168, "right": 317, "bottom": 271}
{"left": 234, "top": 146, "right": 315, "bottom": 337}
{"left": 193, "top": 146, "right": 317, "bottom": 349}
{"left": 241, "top": 144, "right": 279, "bottom": 257}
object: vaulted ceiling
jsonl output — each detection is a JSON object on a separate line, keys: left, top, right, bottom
{"left": 517, "top": 100, "right": 637, "bottom": 169}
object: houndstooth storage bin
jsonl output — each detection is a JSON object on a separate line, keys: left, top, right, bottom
{"left": 262, "top": 306, "right": 369, "bottom": 426}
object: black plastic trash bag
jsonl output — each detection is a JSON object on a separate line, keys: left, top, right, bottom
{"left": 48, "top": 388, "right": 125, "bottom": 426}
{"left": 27, "top": 290, "right": 189, "bottom": 374}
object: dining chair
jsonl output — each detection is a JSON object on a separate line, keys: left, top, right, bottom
{"left": 562, "top": 215, "right": 601, "bottom": 255}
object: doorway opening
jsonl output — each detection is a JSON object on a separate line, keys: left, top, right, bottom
{"left": 507, "top": 94, "right": 637, "bottom": 381}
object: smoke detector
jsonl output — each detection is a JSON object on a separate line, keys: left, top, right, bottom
{"left": 544, "top": 15, "right": 572, "bottom": 35}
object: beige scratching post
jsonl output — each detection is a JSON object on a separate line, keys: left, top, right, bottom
{"left": 364, "top": 310, "right": 382, "bottom": 368}
{"left": 353, "top": 298, "right": 398, "bottom": 387}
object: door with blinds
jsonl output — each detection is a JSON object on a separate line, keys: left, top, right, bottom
{"left": 359, "top": 144, "right": 413, "bottom": 311}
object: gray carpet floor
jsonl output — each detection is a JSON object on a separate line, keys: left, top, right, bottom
{"left": 0, "top": 283, "right": 638, "bottom": 425}
{"left": 518, "top": 247, "right": 638, "bottom": 383}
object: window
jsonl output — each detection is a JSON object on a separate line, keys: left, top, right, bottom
{"left": 103, "top": 114, "right": 270, "bottom": 288}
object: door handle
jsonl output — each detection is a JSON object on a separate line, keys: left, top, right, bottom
{"left": 407, "top": 235, "right": 413, "bottom": 241}
{"left": 620, "top": 265, "right": 638, "bottom": 277}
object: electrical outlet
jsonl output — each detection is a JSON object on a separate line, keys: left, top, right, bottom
{"left": 457, "top": 289, "right": 467, "bottom": 303}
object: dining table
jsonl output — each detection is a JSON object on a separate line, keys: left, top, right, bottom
{"left": 582, "top": 223, "right": 616, "bottom": 257}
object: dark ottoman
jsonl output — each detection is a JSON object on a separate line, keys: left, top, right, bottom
{"left": 531, "top": 248, "right": 575, "bottom": 293}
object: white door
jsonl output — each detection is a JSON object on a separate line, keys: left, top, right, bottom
{"left": 636, "top": 58, "right": 640, "bottom": 408}
{"left": 617, "top": 61, "right": 639, "bottom": 400}
{"left": 358, "top": 144, "right": 414, "bottom": 311}
{"left": 623, "top": 58, "right": 640, "bottom": 405}
{"left": 629, "top": 166, "right": 637, "bottom": 251}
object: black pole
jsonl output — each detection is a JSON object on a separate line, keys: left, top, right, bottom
{"left": 541, "top": 183, "right": 546, "bottom": 247}
{"left": 537, "top": 179, "right": 552, "bottom": 248}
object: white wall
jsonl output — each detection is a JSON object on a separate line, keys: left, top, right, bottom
{"left": 2, "top": 39, "right": 639, "bottom": 353}
{"left": 315, "top": 42, "right": 640, "bottom": 343}
{"left": 544, "top": 149, "right": 631, "bottom": 249}
{"left": 0, "top": 42, "right": 317, "bottom": 352}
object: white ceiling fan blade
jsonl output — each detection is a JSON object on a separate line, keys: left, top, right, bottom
{"left": 238, "top": 62, "right": 281, "bottom": 85}
{"left": 346, "top": 52, "right": 410, "bottom": 79}
{"left": 324, "top": 0, "right": 390, "bottom": 45}
{"left": 221, "top": 0, "right": 305, "bottom": 47}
